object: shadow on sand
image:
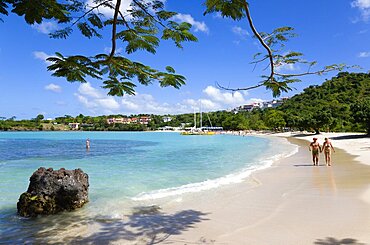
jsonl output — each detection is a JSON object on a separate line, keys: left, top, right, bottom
{"left": 0, "top": 205, "right": 209, "bottom": 244}
{"left": 68, "top": 207, "right": 209, "bottom": 244}
{"left": 290, "top": 133, "right": 369, "bottom": 141}
{"left": 329, "top": 134, "right": 369, "bottom": 140}
{"left": 294, "top": 164, "right": 316, "bottom": 167}
{"left": 314, "top": 237, "right": 366, "bottom": 245}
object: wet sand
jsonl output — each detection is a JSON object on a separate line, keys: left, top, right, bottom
{"left": 155, "top": 136, "right": 370, "bottom": 244}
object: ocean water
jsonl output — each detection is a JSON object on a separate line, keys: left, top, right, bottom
{"left": 0, "top": 131, "right": 297, "bottom": 243}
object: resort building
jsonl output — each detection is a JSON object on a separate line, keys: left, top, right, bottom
{"left": 106, "top": 116, "right": 151, "bottom": 125}
{"left": 139, "top": 116, "right": 151, "bottom": 125}
{"left": 234, "top": 97, "right": 288, "bottom": 113}
{"left": 162, "top": 116, "right": 172, "bottom": 123}
{"left": 68, "top": 123, "right": 80, "bottom": 130}
{"left": 107, "top": 118, "right": 129, "bottom": 124}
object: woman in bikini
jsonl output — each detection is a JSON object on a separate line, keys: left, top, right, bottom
{"left": 322, "top": 138, "right": 335, "bottom": 166}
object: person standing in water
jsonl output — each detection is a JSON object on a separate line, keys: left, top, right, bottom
{"left": 309, "top": 137, "right": 321, "bottom": 166}
{"left": 322, "top": 137, "right": 335, "bottom": 166}
{"left": 86, "top": 138, "right": 90, "bottom": 150}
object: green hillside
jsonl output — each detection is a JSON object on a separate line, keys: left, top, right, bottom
{"left": 279, "top": 72, "right": 370, "bottom": 133}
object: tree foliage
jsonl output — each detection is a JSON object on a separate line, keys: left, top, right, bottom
{"left": 1, "top": 0, "right": 197, "bottom": 96}
{"left": 204, "top": 0, "right": 351, "bottom": 97}
{"left": 1, "top": 0, "right": 352, "bottom": 97}
{"left": 279, "top": 72, "right": 370, "bottom": 133}
{"left": 351, "top": 98, "right": 370, "bottom": 134}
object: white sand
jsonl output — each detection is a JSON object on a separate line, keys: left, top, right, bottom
{"left": 287, "top": 132, "right": 369, "bottom": 166}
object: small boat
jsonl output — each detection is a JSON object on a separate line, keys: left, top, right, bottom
{"left": 181, "top": 102, "right": 216, "bottom": 136}
{"left": 181, "top": 129, "right": 215, "bottom": 135}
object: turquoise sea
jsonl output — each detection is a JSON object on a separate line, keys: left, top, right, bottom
{"left": 0, "top": 131, "right": 297, "bottom": 243}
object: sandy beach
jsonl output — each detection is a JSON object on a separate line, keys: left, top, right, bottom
{"left": 125, "top": 132, "right": 370, "bottom": 245}
{"left": 43, "top": 132, "right": 370, "bottom": 244}
{"left": 133, "top": 133, "right": 367, "bottom": 245}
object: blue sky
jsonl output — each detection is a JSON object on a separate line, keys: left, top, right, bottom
{"left": 0, "top": 0, "right": 369, "bottom": 119}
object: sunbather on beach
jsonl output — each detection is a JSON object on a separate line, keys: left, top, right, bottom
{"left": 309, "top": 137, "right": 321, "bottom": 166}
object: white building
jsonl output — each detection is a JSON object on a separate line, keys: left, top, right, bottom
{"left": 68, "top": 123, "right": 80, "bottom": 130}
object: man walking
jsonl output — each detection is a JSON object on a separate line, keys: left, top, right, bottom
{"left": 309, "top": 137, "right": 321, "bottom": 166}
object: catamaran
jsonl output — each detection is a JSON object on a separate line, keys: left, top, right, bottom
{"left": 181, "top": 103, "right": 215, "bottom": 135}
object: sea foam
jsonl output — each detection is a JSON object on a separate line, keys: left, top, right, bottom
{"left": 132, "top": 137, "right": 299, "bottom": 201}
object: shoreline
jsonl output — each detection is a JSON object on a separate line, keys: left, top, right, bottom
{"left": 51, "top": 132, "right": 369, "bottom": 244}
{"left": 1, "top": 132, "right": 369, "bottom": 244}
{"left": 132, "top": 135, "right": 298, "bottom": 201}
{"left": 152, "top": 134, "right": 370, "bottom": 244}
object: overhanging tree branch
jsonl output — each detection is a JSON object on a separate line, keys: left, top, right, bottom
{"left": 71, "top": 0, "right": 111, "bottom": 27}
{"left": 132, "top": 0, "right": 166, "bottom": 28}
{"left": 216, "top": 81, "right": 264, "bottom": 92}
{"left": 108, "top": 0, "right": 121, "bottom": 60}
{"left": 209, "top": 0, "right": 353, "bottom": 97}
{"left": 243, "top": 1, "right": 274, "bottom": 83}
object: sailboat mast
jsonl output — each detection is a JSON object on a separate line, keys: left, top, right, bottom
{"left": 193, "top": 108, "right": 196, "bottom": 129}
{"left": 200, "top": 102, "right": 202, "bottom": 129}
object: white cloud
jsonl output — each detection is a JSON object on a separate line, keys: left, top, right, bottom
{"left": 213, "top": 12, "right": 223, "bottom": 19}
{"left": 351, "top": 0, "right": 370, "bottom": 21}
{"left": 44, "top": 83, "right": 62, "bottom": 93}
{"left": 74, "top": 83, "right": 264, "bottom": 116}
{"left": 78, "top": 83, "right": 102, "bottom": 98}
{"left": 75, "top": 83, "right": 121, "bottom": 114}
{"left": 358, "top": 51, "right": 370, "bottom": 57}
{"left": 352, "top": 0, "right": 370, "bottom": 9}
{"left": 275, "top": 63, "right": 298, "bottom": 72}
{"left": 97, "top": 97, "right": 120, "bottom": 110}
{"left": 248, "top": 98, "right": 264, "bottom": 104}
{"left": 33, "top": 51, "right": 53, "bottom": 65}
{"left": 121, "top": 93, "right": 175, "bottom": 114}
{"left": 32, "top": 21, "right": 58, "bottom": 34}
{"left": 232, "top": 26, "right": 249, "bottom": 37}
{"left": 199, "top": 99, "right": 220, "bottom": 110}
{"left": 359, "top": 29, "right": 368, "bottom": 34}
{"left": 121, "top": 100, "right": 140, "bottom": 111}
{"left": 242, "top": 91, "right": 249, "bottom": 96}
{"left": 203, "top": 86, "right": 246, "bottom": 106}
{"left": 104, "top": 47, "right": 123, "bottom": 54}
{"left": 173, "top": 14, "right": 209, "bottom": 33}
{"left": 75, "top": 83, "right": 175, "bottom": 115}
{"left": 86, "top": 0, "right": 133, "bottom": 18}
{"left": 76, "top": 94, "right": 94, "bottom": 108}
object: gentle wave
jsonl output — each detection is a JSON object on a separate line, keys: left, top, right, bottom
{"left": 132, "top": 139, "right": 299, "bottom": 201}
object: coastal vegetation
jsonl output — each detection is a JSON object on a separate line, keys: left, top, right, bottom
{"left": 1, "top": 73, "right": 369, "bottom": 134}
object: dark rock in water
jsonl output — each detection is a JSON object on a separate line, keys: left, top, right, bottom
{"left": 17, "top": 167, "right": 89, "bottom": 217}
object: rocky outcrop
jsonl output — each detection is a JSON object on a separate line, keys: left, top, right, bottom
{"left": 17, "top": 167, "right": 89, "bottom": 217}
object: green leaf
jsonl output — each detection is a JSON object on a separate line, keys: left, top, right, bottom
{"left": 77, "top": 22, "right": 101, "bottom": 38}
{"left": 162, "top": 21, "right": 198, "bottom": 48}
{"left": 47, "top": 54, "right": 102, "bottom": 82}
{"left": 88, "top": 13, "right": 103, "bottom": 29}
{"left": 11, "top": 0, "right": 69, "bottom": 24}
{"left": 204, "top": 0, "right": 246, "bottom": 20}
{"left": 49, "top": 27, "right": 72, "bottom": 39}
{"left": 165, "top": 66, "right": 175, "bottom": 73}
{"left": 156, "top": 10, "right": 177, "bottom": 20}
{"left": 0, "top": 0, "right": 9, "bottom": 16}
{"left": 117, "top": 29, "right": 159, "bottom": 54}
{"left": 102, "top": 77, "right": 137, "bottom": 96}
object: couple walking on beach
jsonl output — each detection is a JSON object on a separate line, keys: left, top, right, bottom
{"left": 309, "top": 137, "right": 335, "bottom": 166}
